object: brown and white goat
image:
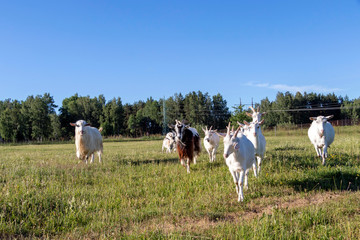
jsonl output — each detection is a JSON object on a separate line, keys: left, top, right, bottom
{"left": 169, "top": 120, "right": 201, "bottom": 173}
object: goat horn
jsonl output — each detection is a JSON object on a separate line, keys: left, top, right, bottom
{"left": 249, "top": 106, "right": 255, "bottom": 113}
{"left": 216, "top": 132, "right": 225, "bottom": 138}
{"left": 244, "top": 121, "right": 250, "bottom": 126}
{"left": 257, "top": 106, "right": 260, "bottom": 112}
{"left": 246, "top": 112, "right": 252, "bottom": 117}
{"left": 226, "top": 122, "right": 231, "bottom": 136}
{"left": 233, "top": 126, "right": 241, "bottom": 137}
{"left": 237, "top": 121, "right": 244, "bottom": 127}
{"left": 209, "top": 126, "right": 212, "bottom": 131}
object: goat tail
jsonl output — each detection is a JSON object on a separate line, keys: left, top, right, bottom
{"left": 194, "top": 135, "right": 201, "bottom": 155}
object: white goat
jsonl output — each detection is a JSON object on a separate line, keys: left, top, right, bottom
{"left": 219, "top": 123, "right": 257, "bottom": 202}
{"left": 202, "top": 126, "right": 220, "bottom": 162}
{"left": 308, "top": 115, "right": 335, "bottom": 165}
{"left": 246, "top": 106, "right": 266, "bottom": 122}
{"left": 70, "top": 120, "right": 103, "bottom": 164}
{"left": 162, "top": 131, "right": 176, "bottom": 153}
{"left": 240, "top": 120, "right": 266, "bottom": 175}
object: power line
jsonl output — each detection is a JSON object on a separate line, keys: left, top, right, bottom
{"left": 266, "top": 105, "right": 360, "bottom": 113}
{"left": 162, "top": 97, "right": 166, "bottom": 135}
{"left": 161, "top": 105, "right": 360, "bottom": 117}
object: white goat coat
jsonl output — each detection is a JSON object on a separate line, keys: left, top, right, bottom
{"left": 243, "top": 128, "right": 266, "bottom": 157}
{"left": 73, "top": 121, "right": 103, "bottom": 163}
{"left": 308, "top": 118, "right": 335, "bottom": 165}
{"left": 162, "top": 132, "right": 175, "bottom": 153}
{"left": 242, "top": 122, "right": 266, "bottom": 175}
{"left": 225, "top": 134, "right": 256, "bottom": 173}
{"left": 223, "top": 132, "right": 257, "bottom": 202}
{"left": 203, "top": 130, "right": 220, "bottom": 162}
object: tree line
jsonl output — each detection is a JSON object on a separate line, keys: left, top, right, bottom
{"left": 0, "top": 91, "right": 359, "bottom": 142}
{"left": 257, "top": 92, "right": 345, "bottom": 128}
{"left": 0, "top": 91, "right": 230, "bottom": 142}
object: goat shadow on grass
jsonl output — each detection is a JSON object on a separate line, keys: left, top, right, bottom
{"left": 113, "top": 158, "right": 179, "bottom": 166}
{"left": 288, "top": 152, "right": 360, "bottom": 170}
{"left": 104, "top": 137, "right": 162, "bottom": 143}
{"left": 204, "top": 161, "right": 223, "bottom": 169}
{"left": 268, "top": 152, "right": 319, "bottom": 169}
{"left": 274, "top": 146, "right": 306, "bottom": 151}
{"left": 325, "top": 153, "right": 360, "bottom": 167}
{"left": 286, "top": 171, "right": 360, "bottom": 192}
{"left": 268, "top": 150, "right": 360, "bottom": 170}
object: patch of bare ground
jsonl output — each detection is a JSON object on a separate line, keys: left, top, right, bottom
{"left": 242, "top": 191, "right": 349, "bottom": 220}
{"left": 135, "top": 191, "right": 356, "bottom": 235}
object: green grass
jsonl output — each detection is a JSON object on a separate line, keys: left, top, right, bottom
{"left": 1, "top": 126, "right": 360, "bottom": 239}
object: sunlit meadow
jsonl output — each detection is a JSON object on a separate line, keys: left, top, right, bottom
{"left": 1, "top": 126, "right": 360, "bottom": 239}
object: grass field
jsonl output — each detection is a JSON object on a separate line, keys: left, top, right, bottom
{"left": 1, "top": 126, "right": 360, "bottom": 239}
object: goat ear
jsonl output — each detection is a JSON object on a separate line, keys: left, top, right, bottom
{"left": 325, "top": 115, "right": 334, "bottom": 120}
{"left": 233, "top": 142, "right": 240, "bottom": 150}
{"left": 185, "top": 125, "right": 190, "bottom": 129}
{"left": 85, "top": 123, "right": 91, "bottom": 126}
{"left": 309, "top": 117, "right": 317, "bottom": 121}
{"left": 262, "top": 112, "right": 267, "bottom": 115}
{"left": 259, "top": 119, "right": 265, "bottom": 125}
{"left": 70, "top": 123, "right": 76, "bottom": 127}
{"left": 245, "top": 112, "right": 252, "bottom": 117}
{"left": 168, "top": 124, "right": 175, "bottom": 129}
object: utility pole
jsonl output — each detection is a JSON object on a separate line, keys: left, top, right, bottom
{"left": 163, "top": 97, "right": 166, "bottom": 135}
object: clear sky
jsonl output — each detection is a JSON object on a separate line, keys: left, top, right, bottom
{"left": 1, "top": 0, "right": 360, "bottom": 110}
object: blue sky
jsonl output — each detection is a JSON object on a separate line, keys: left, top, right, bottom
{"left": 1, "top": 1, "right": 360, "bottom": 110}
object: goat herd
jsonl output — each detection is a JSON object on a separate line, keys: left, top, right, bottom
{"left": 70, "top": 107, "right": 335, "bottom": 202}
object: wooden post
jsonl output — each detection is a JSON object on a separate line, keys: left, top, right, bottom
{"left": 275, "top": 126, "right": 277, "bottom": 136}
